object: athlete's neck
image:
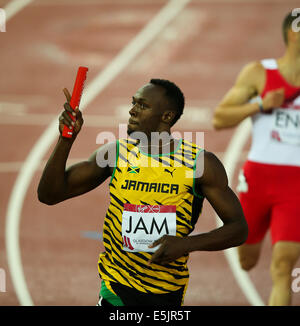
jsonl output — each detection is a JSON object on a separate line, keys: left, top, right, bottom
{"left": 138, "top": 132, "right": 176, "bottom": 154}
{"left": 277, "top": 48, "right": 300, "bottom": 86}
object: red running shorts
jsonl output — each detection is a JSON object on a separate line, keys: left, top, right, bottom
{"left": 238, "top": 160, "right": 300, "bottom": 245}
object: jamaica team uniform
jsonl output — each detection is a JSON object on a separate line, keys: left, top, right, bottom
{"left": 98, "top": 138, "right": 204, "bottom": 305}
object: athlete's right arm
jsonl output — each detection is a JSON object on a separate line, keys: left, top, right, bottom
{"left": 37, "top": 89, "right": 115, "bottom": 205}
{"left": 213, "top": 61, "right": 269, "bottom": 129}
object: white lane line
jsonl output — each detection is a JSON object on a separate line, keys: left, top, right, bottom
{"left": 2, "top": 0, "right": 34, "bottom": 308}
{"left": 5, "top": 0, "right": 191, "bottom": 306}
{"left": 215, "top": 118, "right": 265, "bottom": 306}
{"left": 80, "top": 0, "right": 192, "bottom": 109}
{"left": 4, "top": 0, "right": 33, "bottom": 20}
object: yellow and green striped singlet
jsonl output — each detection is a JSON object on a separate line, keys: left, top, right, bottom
{"left": 98, "top": 138, "right": 204, "bottom": 294}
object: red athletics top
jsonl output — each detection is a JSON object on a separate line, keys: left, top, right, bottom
{"left": 247, "top": 58, "right": 300, "bottom": 166}
{"left": 261, "top": 61, "right": 300, "bottom": 109}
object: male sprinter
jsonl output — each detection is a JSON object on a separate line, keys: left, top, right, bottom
{"left": 213, "top": 11, "right": 300, "bottom": 305}
{"left": 38, "top": 78, "right": 248, "bottom": 306}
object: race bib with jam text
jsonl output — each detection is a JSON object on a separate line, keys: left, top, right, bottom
{"left": 122, "top": 204, "right": 177, "bottom": 252}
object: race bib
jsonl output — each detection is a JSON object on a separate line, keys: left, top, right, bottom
{"left": 271, "top": 109, "right": 300, "bottom": 145}
{"left": 122, "top": 204, "right": 176, "bottom": 252}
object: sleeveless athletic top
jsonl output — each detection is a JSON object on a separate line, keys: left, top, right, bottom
{"left": 248, "top": 58, "right": 300, "bottom": 166}
{"left": 98, "top": 138, "right": 204, "bottom": 294}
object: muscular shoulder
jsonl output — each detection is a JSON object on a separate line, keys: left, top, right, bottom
{"left": 240, "top": 61, "right": 264, "bottom": 75}
{"left": 88, "top": 141, "right": 118, "bottom": 174}
{"left": 236, "top": 61, "right": 265, "bottom": 92}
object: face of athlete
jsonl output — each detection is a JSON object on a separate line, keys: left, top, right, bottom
{"left": 127, "top": 83, "right": 171, "bottom": 138}
{"left": 288, "top": 27, "right": 300, "bottom": 48}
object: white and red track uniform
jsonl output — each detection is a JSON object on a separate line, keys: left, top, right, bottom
{"left": 239, "top": 59, "right": 300, "bottom": 245}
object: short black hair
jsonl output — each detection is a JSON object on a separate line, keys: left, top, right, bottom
{"left": 282, "top": 10, "right": 300, "bottom": 45}
{"left": 150, "top": 78, "right": 185, "bottom": 126}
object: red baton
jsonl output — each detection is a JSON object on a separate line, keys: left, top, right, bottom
{"left": 62, "top": 66, "right": 88, "bottom": 138}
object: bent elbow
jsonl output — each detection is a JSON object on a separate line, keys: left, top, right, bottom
{"left": 212, "top": 116, "right": 223, "bottom": 130}
{"left": 212, "top": 108, "right": 226, "bottom": 130}
{"left": 38, "top": 196, "right": 55, "bottom": 206}
{"left": 212, "top": 106, "right": 240, "bottom": 130}
{"left": 37, "top": 190, "right": 58, "bottom": 206}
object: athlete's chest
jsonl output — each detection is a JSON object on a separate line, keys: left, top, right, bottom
{"left": 115, "top": 165, "right": 191, "bottom": 196}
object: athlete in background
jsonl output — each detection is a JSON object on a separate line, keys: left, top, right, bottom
{"left": 38, "top": 78, "right": 247, "bottom": 306}
{"left": 213, "top": 11, "right": 300, "bottom": 305}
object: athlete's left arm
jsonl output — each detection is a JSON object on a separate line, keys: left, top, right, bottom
{"left": 188, "top": 150, "right": 248, "bottom": 251}
{"left": 148, "top": 151, "right": 248, "bottom": 265}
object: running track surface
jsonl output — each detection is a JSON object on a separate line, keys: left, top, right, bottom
{"left": 1, "top": 0, "right": 300, "bottom": 306}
